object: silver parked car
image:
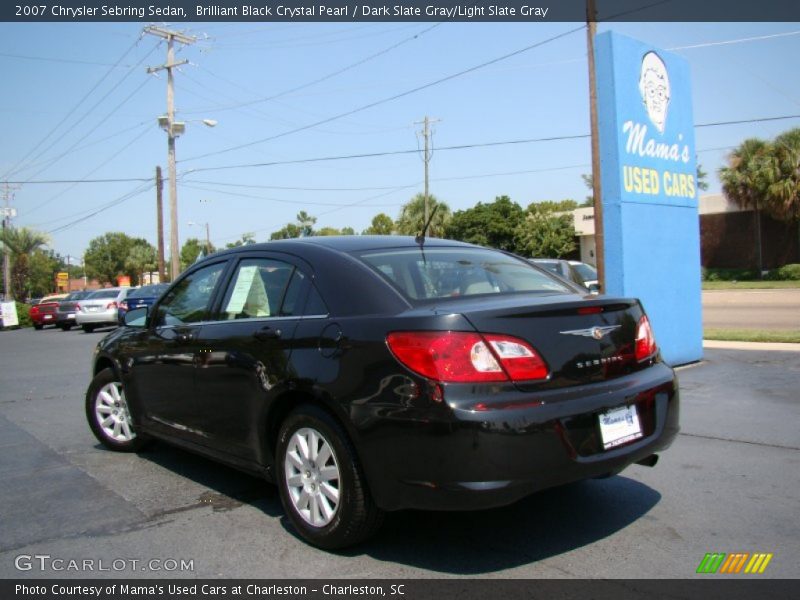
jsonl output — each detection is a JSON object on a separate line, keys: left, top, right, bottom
{"left": 531, "top": 259, "right": 600, "bottom": 293}
{"left": 75, "top": 287, "right": 132, "bottom": 333}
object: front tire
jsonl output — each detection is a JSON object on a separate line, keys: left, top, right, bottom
{"left": 33, "top": 323, "right": 43, "bottom": 330}
{"left": 60, "top": 323, "right": 72, "bottom": 331}
{"left": 82, "top": 324, "right": 95, "bottom": 333}
{"left": 276, "top": 405, "right": 383, "bottom": 550}
{"left": 85, "top": 368, "right": 147, "bottom": 452}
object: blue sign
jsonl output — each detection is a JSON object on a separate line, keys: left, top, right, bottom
{"left": 596, "top": 31, "right": 703, "bottom": 366}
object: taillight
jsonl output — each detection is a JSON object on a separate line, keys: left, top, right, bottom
{"left": 635, "top": 315, "right": 657, "bottom": 361}
{"left": 106, "top": 301, "right": 118, "bottom": 309}
{"left": 386, "top": 331, "right": 549, "bottom": 383}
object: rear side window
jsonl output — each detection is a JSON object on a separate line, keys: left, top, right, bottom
{"left": 220, "top": 259, "right": 295, "bottom": 320}
{"left": 358, "top": 248, "right": 570, "bottom": 300}
{"left": 88, "top": 289, "right": 120, "bottom": 299}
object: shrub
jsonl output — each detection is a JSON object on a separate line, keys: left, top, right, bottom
{"left": 704, "top": 268, "right": 759, "bottom": 281}
{"left": 700, "top": 267, "right": 709, "bottom": 281}
{"left": 773, "top": 263, "right": 800, "bottom": 281}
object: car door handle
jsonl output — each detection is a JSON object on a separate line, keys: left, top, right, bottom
{"left": 253, "top": 326, "right": 281, "bottom": 341}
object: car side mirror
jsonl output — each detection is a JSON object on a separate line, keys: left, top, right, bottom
{"left": 124, "top": 307, "right": 148, "bottom": 327}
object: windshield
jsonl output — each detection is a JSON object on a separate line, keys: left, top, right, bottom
{"left": 358, "top": 247, "right": 571, "bottom": 301}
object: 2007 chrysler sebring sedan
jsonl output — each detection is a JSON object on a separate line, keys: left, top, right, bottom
{"left": 86, "top": 236, "right": 679, "bottom": 549}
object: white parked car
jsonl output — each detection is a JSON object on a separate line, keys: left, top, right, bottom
{"left": 75, "top": 287, "right": 132, "bottom": 333}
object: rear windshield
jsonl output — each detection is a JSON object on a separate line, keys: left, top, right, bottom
{"left": 87, "top": 289, "right": 120, "bottom": 299}
{"left": 358, "top": 247, "right": 571, "bottom": 301}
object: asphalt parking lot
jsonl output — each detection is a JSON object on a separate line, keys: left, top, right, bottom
{"left": 0, "top": 326, "right": 798, "bottom": 579}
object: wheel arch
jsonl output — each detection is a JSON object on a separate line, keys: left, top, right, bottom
{"left": 261, "top": 387, "right": 364, "bottom": 479}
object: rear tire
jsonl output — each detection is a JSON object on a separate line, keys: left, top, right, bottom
{"left": 33, "top": 323, "right": 43, "bottom": 330}
{"left": 60, "top": 324, "right": 72, "bottom": 331}
{"left": 276, "top": 405, "right": 383, "bottom": 550}
{"left": 82, "top": 324, "right": 95, "bottom": 333}
{"left": 85, "top": 368, "right": 148, "bottom": 452}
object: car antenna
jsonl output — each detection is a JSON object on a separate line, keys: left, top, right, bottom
{"left": 415, "top": 205, "right": 439, "bottom": 247}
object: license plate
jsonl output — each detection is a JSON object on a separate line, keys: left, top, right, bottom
{"left": 599, "top": 405, "right": 643, "bottom": 450}
{"left": 44, "top": 315, "right": 52, "bottom": 320}
{"left": 67, "top": 313, "right": 75, "bottom": 318}
{"left": 88, "top": 306, "right": 99, "bottom": 311}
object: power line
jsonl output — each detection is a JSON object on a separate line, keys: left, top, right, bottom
{"left": 0, "top": 51, "right": 135, "bottom": 68}
{"left": 21, "top": 126, "right": 154, "bottom": 217}
{"left": 1, "top": 37, "right": 143, "bottom": 181}
{"left": 182, "top": 25, "right": 585, "bottom": 162}
{"left": 11, "top": 42, "right": 159, "bottom": 184}
{"left": 45, "top": 182, "right": 154, "bottom": 234}
{"left": 184, "top": 23, "right": 443, "bottom": 116}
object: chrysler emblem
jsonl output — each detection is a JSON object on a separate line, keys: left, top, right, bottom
{"left": 560, "top": 325, "right": 620, "bottom": 340}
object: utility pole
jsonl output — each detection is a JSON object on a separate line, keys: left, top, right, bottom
{"left": 155, "top": 166, "right": 166, "bottom": 282}
{"left": 204, "top": 222, "right": 211, "bottom": 255}
{"left": 415, "top": 116, "right": 440, "bottom": 228}
{"left": 1, "top": 182, "right": 19, "bottom": 301}
{"left": 586, "top": 0, "right": 606, "bottom": 292}
{"left": 145, "top": 25, "right": 195, "bottom": 282}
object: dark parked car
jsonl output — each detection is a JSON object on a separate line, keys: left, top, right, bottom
{"left": 86, "top": 237, "right": 679, "bottom": 549}
{"left": 118, "top": 284, "right": 169, "bottom": 324}
{"left": 56, "top": 291, "right": 93, "bottom": 330}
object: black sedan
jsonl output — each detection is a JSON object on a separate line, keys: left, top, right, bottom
{"left": 85, "top": 236, "right": 679, "bottom": 549}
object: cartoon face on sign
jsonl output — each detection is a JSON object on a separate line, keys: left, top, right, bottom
{"left": 639, "top": 51, "right": 670, "bottom": 133}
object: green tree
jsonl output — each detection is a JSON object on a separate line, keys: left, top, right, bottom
{"left": 180, "top": 238, "right": 206, "bottom": 270}
{"left": 297, "top": 211, "right": 317, "bottom": 237}
{"left": 27, "top": 249, "right": 63, "bottom": 298}
{"left": 126, "top": 241, "right": 157, "bottom": 285}
{"left": 0, "top": 226, "right": 50, "bottom": 301}
{"left": 363, "top": 213, "right": 394, "bottom": 235}
{"left": 766, "top": 128, "right": 800, "bottom": 222}
{"left": 395, "top": 193, "right": 451, "bottom": 238}
{"left": 718, "top": 138, "right": 773, "bottom": 274}
{"left": 270, "top": 224, "right": 301, "bottom": 240}
{"left": 316, "top": 227, "right": 341, "bottom": 236}
{"left": 514, "top": 202, "right": 577, "bottom": 258}
{"left": 225, "top": 233, "right": 256, "bottom": 249}
{"left": 84, "top": 232, "right": 143, "bottom": 286}
{"left": 271, "top": 212, "right": 318, "bottom": 240}
{"left": 340, "top": 226, "right": 356, "bottom": 236}
{"left": 445, "top": 195, "right": 524, "bottom": 251}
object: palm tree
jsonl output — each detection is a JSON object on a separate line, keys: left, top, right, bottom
{"left": 767, "top": 128, "right": 800, "bottom": 223}
{"left": 0, "top": 227, "right": 49, "bottom": 301}
{"left": 718, "top": 138, "right": 774, "bottom": 276}
{"left": 395, "top": 193, "right": 452, "bottom": 238}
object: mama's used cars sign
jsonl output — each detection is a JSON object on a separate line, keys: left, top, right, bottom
{"left": 596, "top": 32, "right": 702, "bottom": 365}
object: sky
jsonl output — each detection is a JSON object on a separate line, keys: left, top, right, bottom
{"left": 1, "top": 17, "right": 799, "bottom": 264}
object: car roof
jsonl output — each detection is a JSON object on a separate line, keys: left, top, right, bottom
{"left": 203, "top": 236, "right": 478, "bottom": 260}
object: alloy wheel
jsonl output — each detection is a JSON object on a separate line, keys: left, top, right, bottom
{"left": 284, "top": 427, "right": 341, "bottom": 527}
{"left": 94, "top": 382, "right": 136, "bottom": 443}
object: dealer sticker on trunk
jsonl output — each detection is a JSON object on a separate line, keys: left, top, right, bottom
{"left": 599, "top": 405, "right": 643, "bottom": 449}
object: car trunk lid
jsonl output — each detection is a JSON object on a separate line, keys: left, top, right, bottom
{"left": 427, "top": 293, "right": 647, "bottom": 391}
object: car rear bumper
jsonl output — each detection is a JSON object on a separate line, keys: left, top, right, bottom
{"left": 355, "top": 362, "right": 679, "bottom": 511}
{"left": 76, "top": 310, "right": 118, "bottom": 325}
